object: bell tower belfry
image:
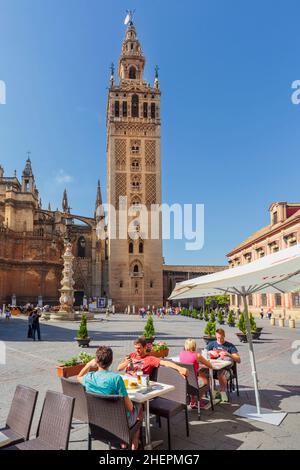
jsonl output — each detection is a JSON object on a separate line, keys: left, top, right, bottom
{"left": 106, "top": 16, "right": 163, "bottom": 310}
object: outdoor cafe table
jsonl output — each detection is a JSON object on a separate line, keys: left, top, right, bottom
{"left": 126, "top": 381, "right": 175, "bottom": 450}
{"left": 169, "top": 356, "right": 232, "bottom": 407}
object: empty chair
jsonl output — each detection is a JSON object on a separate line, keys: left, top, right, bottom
{"left": 86, "top": 393, "right": 142, "bottom": 450}
{"left": 0, "top": 385, "right": 38, "bottom": 449}
{"left": 61, "top": 378, "right": 88, "bottom": 423}
{"left": 7, "top": 391, "right": 75, "bottom": 450}
{"left": 149, "top": 366, "right": 189, "bottom": 450}
{"left": 175, "top": 361, "right": 214, "bottom": 419}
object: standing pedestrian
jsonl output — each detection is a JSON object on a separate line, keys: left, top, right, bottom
{"left": 27, "top": 311, "right": 34, "bottom": 339}
{"left": 266, "top": 307, "right": 273, "bottom": 320}
{"left": 260, "top": 307, "right": 264, "bottom": 319}
{"left": 32, "top": 309, "right": 41, "bottom": 341}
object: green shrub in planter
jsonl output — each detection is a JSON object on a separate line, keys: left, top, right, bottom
{"left": 204, "top": 320, "right": 217, "bottom": 337}
{"left": 209, "top": 312, "right": 216, "bottom": 323}
{"left": 217, "top": 310, "right": 225, "bottom": 324}
{"left": 237, "top": 312, "right": 246, "bottom": 334}
{"left": 199, "top": 310, "right": 203, "bottom": 320}
{"left": 192, "top": 308, "right": 198, "bottom": 319}
{"left": 250, "top": 312, "right": 257, "bottom": 332}
{"left": 227, "top": 310, "right": 235, "bottom": 326}
{"left": 144, "top": 316, "right": 155, "bottom": 340}
{"left": 204, "top": 310, "right": 209, "bottom": 321}
{"left": 77, "top": 314, "right": 89, "bottom": 339}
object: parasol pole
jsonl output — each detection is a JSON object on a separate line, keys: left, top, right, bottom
{"left": 241, "top": 286, "right": 261, "bottom": 415}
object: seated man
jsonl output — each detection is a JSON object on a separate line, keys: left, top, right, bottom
{"left": 117, "top": 336, "right": 188, "bottom": 378}
{"left": 77, "top": 346, "right": 142, "bottom": 450}
{"left": 207, "top": 328, "right": 241, "bottom": 403}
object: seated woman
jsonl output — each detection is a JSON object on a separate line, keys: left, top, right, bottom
{"left": 77, "top": 346, "right": 142, "bottom": 450}
{"left": 179, "top": 338, "right": 213, "bottom": 409}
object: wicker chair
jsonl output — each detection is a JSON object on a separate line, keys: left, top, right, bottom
{"left": 174, "top": 361, "right": 214, "bottom": 419}
{"left": 0, "top": 385, "right": 38, "bottom": 448}
{"left": 6, "top": 391, "right": 75, "bottom": 450}
{"left": 149, "top": 366, "right": 189, "bottom": 450}
{"left": 61, "top": 378, "right": 88, "bottom": 423}
{"left": 86, "top": 393, "right": 142, "bottom": 450}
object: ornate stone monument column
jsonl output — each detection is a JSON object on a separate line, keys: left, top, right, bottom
{"left": 50, "top": 242, "right": 75, "bottom": 321}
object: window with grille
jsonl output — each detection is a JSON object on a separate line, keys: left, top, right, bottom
{"left": 292, "top": 293, "right": 300, "bottom": 307}
{"left": 122, "top": 101, "right": 127, "bottom": 117}
{"left": 261, "top": 294, "right": 267, "bottom": 306}
{"left": 151, "top": 102, "right": 156, "bottom": 119}
{"left": 275, "top": 293, "right": 282, "bottom": 306}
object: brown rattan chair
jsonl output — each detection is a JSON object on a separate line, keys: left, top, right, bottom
{"left": 174, "top": 361, "right": 214, "bottom": 419}
{"left": 0, "top": 385, "right": 38, "bottom": 448}
{"left": 86, "top": 392, "right": 142, "bottom": 450}
{"left": 6, "top": 390, "right": 75, "bottom": 450}
{"left": 149, "top": 366, "right": 189, "bottom": 450}
{"left": 61, "top": 377, "right": 88, "bottom": 423}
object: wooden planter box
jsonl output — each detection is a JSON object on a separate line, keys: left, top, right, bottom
{"left": 56, "top": 364, "right": 97, "bottom": 378}
{"left": 149, "top": 348, "right": 169, "bottom": 358}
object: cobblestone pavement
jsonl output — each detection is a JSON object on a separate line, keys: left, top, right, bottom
{"left": 0, "top": 314, "right": 299, "bottom": 450}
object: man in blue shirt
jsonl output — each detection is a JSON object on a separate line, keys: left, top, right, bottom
{"left": 77, "top": 346, "right": 142, "bottom": 450}
{"left": 207, "top": 328, "right": 241, "bottom": 403}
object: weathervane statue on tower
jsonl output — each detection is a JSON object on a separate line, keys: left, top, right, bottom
{"left": 124, "top": 9, "right": 135, "bottom": 26}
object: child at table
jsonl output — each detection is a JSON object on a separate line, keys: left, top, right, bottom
{"left": 179, "top": 338, "right": 213, "bottom": 409}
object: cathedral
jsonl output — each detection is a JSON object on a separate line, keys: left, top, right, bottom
{"left": 0, "top": 18, "right": 225, "bottom": 310}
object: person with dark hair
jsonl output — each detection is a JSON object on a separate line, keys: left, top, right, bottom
{"left": 206, "top": 329, "right": 240, "bottom": 403}
{"left": 31, "top": 309, "right": 41, "bottom": 341}
{"left": 27, "top": 311, "right": 34, "bottom": 339}
{"left": 117, "top": 336, "right": 188, "bottom": 377}
{"left": 77, "top": 346, "right": 142, "bottom": 450}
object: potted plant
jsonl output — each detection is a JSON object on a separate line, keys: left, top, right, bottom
{"left": 144, "top": 316, "right": 155, "bottom": 343}
{"left": 204, "top": 310, "right": 209, "bottom": 321}
{"left": 146, "top": 341, "right": 169, "bottom": 358}
{"left": 56, "top": 352, "right": 96, "bottom": 378}
{"left": 192, "top": 308, "right": 198, "bottom": 319}
{"left": 227, "top": 310, "right": 236, "bottom": 327}
{"left": 209, "top": 311, "right": 216, "bottom": 323}
{"left": 76, "top": 314, "right": 91, "bottom": 347}
{"left": 203, "top": 320, "right": 217, "bottom": 345}
{"left": 236, "top": 312, "right": 248, "bottom": 342}
{"left": 199, "top": 310, "right": 204, "bottom": 320}
{"left": 217, "top": 310, "right": 225, "bottom": 325}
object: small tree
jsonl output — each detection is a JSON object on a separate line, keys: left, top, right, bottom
{"left": 204, "top": 310, "right": 209, "bottom": 321}
{"left": 204, "top": 320, "right": 217, "bottom": 337}
{"left": 144, "top": 316, "right": 155, "bottom": 339}
{"left": 192, "top": 308, "right": 198, "bottom": 319}
{"left": 199, "top": 309, "right": 203, "bottom": 320}
{"left": 77, "top": 314, "right": 88, "bottom": 339}
{"left": 217, "top": 310, "right": 224, "bottom": 324}
{"left": 210, "top": 311, "right": 216, "bottom": 323}
{"left": 237, "top": 312, "right": 246, "bottom": 334}
{"left": 227, "top": 310, "right": 235, "bottom": 326}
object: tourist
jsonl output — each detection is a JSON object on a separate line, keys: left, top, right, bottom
{"left": 266, "top": 307, "right": 273, "bottom": 320}
{"left": 260, "top": 307, "right": 264, "bottom": 319}
{"left": 27, "top": 311, "right": 34, "bottom": 339}
{"left": 179, "top": 338, "right": 213, "bottom": 409}
{"left": 32, "top": 309, "right": 41, "bottom": 341}
{"left": 5, "top": 307, "right": 11, "bottom": 321}
{"left": 206, "top": 328, "right": 241, "bottom": 403}
{"left": 117, "top": 336, "right": 188, "bottom": 378}
{"left": 77, "top": 346, "right": 142, "bottom": 450}
{"left": 105, "top": 307, "right": 110, "bottom": 319}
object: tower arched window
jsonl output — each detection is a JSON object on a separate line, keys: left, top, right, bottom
{"left": 134, "top": 264, "right": 139, "bottom": 273}
{"left": 77, "top": 236, "right": 86, "bottom": 258}
{"left": 114, "top": 101, "right": 120, "bottom": 117}
{"left": 122, "top": 101, "right": 127, "bottom": 117}
{"left": 139, "top": 242, "right": 144, "bottom": 254}
{"left": 151, "top": 103, "right": 156, "bottom": 119}
{"left": 132, "top": 95, "right": 139, "bottom": 117}
{"left": 143, "top": 102, "right": 148, "bottom": 118}
{"left": 129, "top": 66, "right": 137, "bottom": 80}
{"left": 129, "top": 242, "right": 134, "bottom": 254}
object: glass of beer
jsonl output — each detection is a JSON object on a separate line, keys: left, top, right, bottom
{"left": 123, "top": 377, "right": 129, "bottom": 388}
{"left": 137, "top": 371, "right": 142, "bottom": 385}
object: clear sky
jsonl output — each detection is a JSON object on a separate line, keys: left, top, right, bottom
{"left": 1, "top": 0, "right": 300, "bottom": 266}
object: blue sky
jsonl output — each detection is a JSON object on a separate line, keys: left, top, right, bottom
{"left": 1, "top": 0, "right": 300, "bottom": 266}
